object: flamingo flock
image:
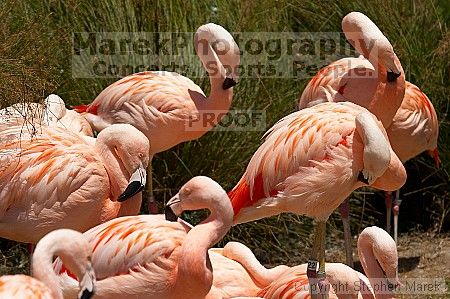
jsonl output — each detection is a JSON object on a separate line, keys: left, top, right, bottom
{"left": 0, "top": 12, "right": 440, "bottom": 299}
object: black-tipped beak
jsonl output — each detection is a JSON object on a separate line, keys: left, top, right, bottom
{"left": 165, "top": 205, "right": 178, "bottom": 222}
{"left": 79, "top": 289, "right": 94, "bottom": 299}
{"left": 387, "top": 71, "right": 401, "bottom": 82}
{"left": 222, "top": 77, "right": 237, "bottom": 90}
{"left": 357, "top": 171, "right": 369, "bottom": 184}
{"left": 118, "top": 164, "right": 147, "bottom": 202}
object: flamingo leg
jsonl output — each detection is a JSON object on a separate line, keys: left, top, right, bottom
{"left": 27, "top": 243, "right": 35, "bottom": 261}
{"left": 145, "top": 157, "right": 158, "bottom": 214}
{"left": 339, "top": 199, "right": 354, "bottom": 268}
{"left": 307, "top": 220, "right": 329, "bottom": 299}
{"left": 393, "top": 189, "right": 401, "bottom": 244}
{"left": 385, "top": 191, "right": 393, "bottom": 233}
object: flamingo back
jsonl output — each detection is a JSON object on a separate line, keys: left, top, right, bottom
{"left": 386, "top": 82, "right": 439, "bottom": 163}
{"left": 0, "top": 125, "right": 109, "bottom": 242}
{"left": 54, "top": 215, "right": 186, "bottom": 280}
{"left": 76, "top": 71, "right": 208, "bottom": 153}
{"left": 0, "top": 275, "right": 53, "bottom": 299}
{"left": 298, "top": 57, "right": 376, "bottom": 110}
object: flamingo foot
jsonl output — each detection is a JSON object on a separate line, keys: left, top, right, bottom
{"left": 339, "top": 199, "right": 354, "bottom": 268}
{"left": 145, "top": 160, "right": 158, "bottom": 214}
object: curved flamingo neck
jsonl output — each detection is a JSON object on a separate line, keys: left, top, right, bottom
{"left": 358, "top": 235, "right": 395, "bottom": 299}
{"left": 370, "top": 59, "right": 405, "bottom": 128}
{"left": 32, "top": 233, "right": 80, "bottom": 299}
{"left": 175, "top": 208, "right": 232, "bottom": 297}
{"left": 223, "top": 242, "right": 289, "bottom": 287}
{"left": 342, "top": 13, "right": 405, "bottom": 127}
{"left": 352, "top": 45, "right": 405, "bottom": 128}
{"left": 194, "top": 28, "right": 235, "bottom": 127}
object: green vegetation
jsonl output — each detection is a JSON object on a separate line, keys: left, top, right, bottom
{"left": 0, "top": 0, "right": 448, "bottom": 275}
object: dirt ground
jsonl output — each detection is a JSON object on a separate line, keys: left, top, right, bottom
{"left": 326, "top": 232, "right": 450, "bottom": 299}
{"left": 0, "top": 232, "right": 448, "bottom": 298}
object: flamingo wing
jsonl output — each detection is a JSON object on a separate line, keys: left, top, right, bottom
{"left": 0, "top": 275, "right": 53, "bottom": 299}
{"left": 87, "top": 71, "right": 204, "bottom": 119}
{"left": 54, "top": 215, "right": 187, "bottom": 280}
{"left": 0, "top": 126, "right": 105, "bottom": 218}
{"left": 256, "top": 267, "right": 320, "bottom": 299}
{"left": 387, "top": 82, "right": 439, "bottom": 162}
{"left": 0, "top": 101, "right": 93, "bottom": 136}
{"left": 299, "top": 57, "right": 376, "bottom": 110}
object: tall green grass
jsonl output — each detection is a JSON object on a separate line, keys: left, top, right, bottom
{"left": 0, "top": 0, "right": 448, "bottom": 269}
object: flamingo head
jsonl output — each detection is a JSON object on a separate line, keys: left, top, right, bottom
{"left": 355, "top": 111, "right": 391, "bottom": 185}
{"left": 97, "top": 124, "right": 150, "bottom": 202}
{"left": 43, "top": 94, "right": 66, "bottom": 123}
{"left": 43, "top": 229, "right": 96, "bottom": 299}
{"left": 165, "top": 176, "right": 232, "bottom": 224}
{"left": 360, "top": 226, "right": 400, "bottom": 290}
{"left": 195, "top": 23, "right": 240, "bottom": 89}
{"left": 342, "top": 12, "right": 401, "bottom": 82}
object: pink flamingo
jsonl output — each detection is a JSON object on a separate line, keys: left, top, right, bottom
{"left": 0, "top": 229, "right": 95, "bottom": 299}
{"left": 74, "top": 23, "right": 240, "bottom": 213}
{"left": 299, "top": 12, "right": 405, "bottom": 128}
{"left": 385, "top": 82, "right": 440, "bottom": 243}
{"left": 232, "top": 226, "right": 398, "bottom": 299}
{"left": 0, "top": 123, "right": 149, "bottom": 243}
{"left": 0, "top": 94, "right": 93, "bottom": 136}
{"left": 54, "top": 176, "right": 239, "bottom": 299}
{"left": 298, "top": 12, "right": 406, "bottom": 267}
{"left": 228, "top": 102, "right": 406, "bottom": 298}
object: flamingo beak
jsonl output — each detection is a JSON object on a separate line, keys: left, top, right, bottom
{"left": 387, "top": 70, "right": 401, "bottom": 82}
{"left": 222, "top": 77, "right": 237, "bottom": 90}
{"left": 118, "top": 163, "right": 147, "bottom": 202}
{"left": 78, "top": 265, "right": 95, "bottom": 299}
{"left": 165, "top": 195, "right": 181, "bottom": 222}
{"left": 357, "top": 171, "right": 369, "bottom": 184}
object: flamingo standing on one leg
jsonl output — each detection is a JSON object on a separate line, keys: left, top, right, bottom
{"left": 298, "top": 12, "right": 406, "bottom": 268}
{"left": 230, "top": 226, "right": 398, "bottom": 299}
{"left": 54, "top": 176, "right": 238, "bottom": 299}
{"left": 74, "top": 23, "right": 240, "bottom": 214}
{"left": 0, "top": 229, "right": 95, "bottom": 299}
{"left": 0, "top": 123, "right": 149, "bottom": 243}
{"left": 228, "top": 101, "right": 406, "bottom": 299}
{"left": 385, "top": 82, "right": 440, "bottom": 243}
{"left": 0, "top": 94, "right": 93, "bottom": 136}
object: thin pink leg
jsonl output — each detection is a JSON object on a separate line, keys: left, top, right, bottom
{"left": 338, "top": 199, "right": 354, "bottom": 268}
{"left": 385, "top": 191, "right": 393, "bottom": 233}
{"left": 393, "top": 190, "right": 401, "bottom": 244}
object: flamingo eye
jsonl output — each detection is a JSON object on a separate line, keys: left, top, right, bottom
{"left": 138, "top": 153, "right": 144, "bottom": 158}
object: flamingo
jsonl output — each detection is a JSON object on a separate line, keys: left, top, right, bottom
{"left": 385, "top": 82, "right": 440, "bottom": 243}
{"left": 0, "top": 123, "right": 149, "bottom": 243}
{"left": 228, "top": 101, "right": 406, "bottom": 298}
{"left": 299, "top": 12, "right": 405, "bottom": 128}
{"left": 0, "top": 229, "right": 95, "bottom": 299}
{"left": 230, "top": 226, "right": 398, "bottom": 299}
{"left": 73, "top": 23, "right": 240, "bottom": 213}
{"left": 0, "top": 94, "right": 93, "bottom": 136}
{"left": 54, "top": 176, "right": 237, "bottom": 299}
{"left": 298, "top": 12, "right": 406, "bottom": 267}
